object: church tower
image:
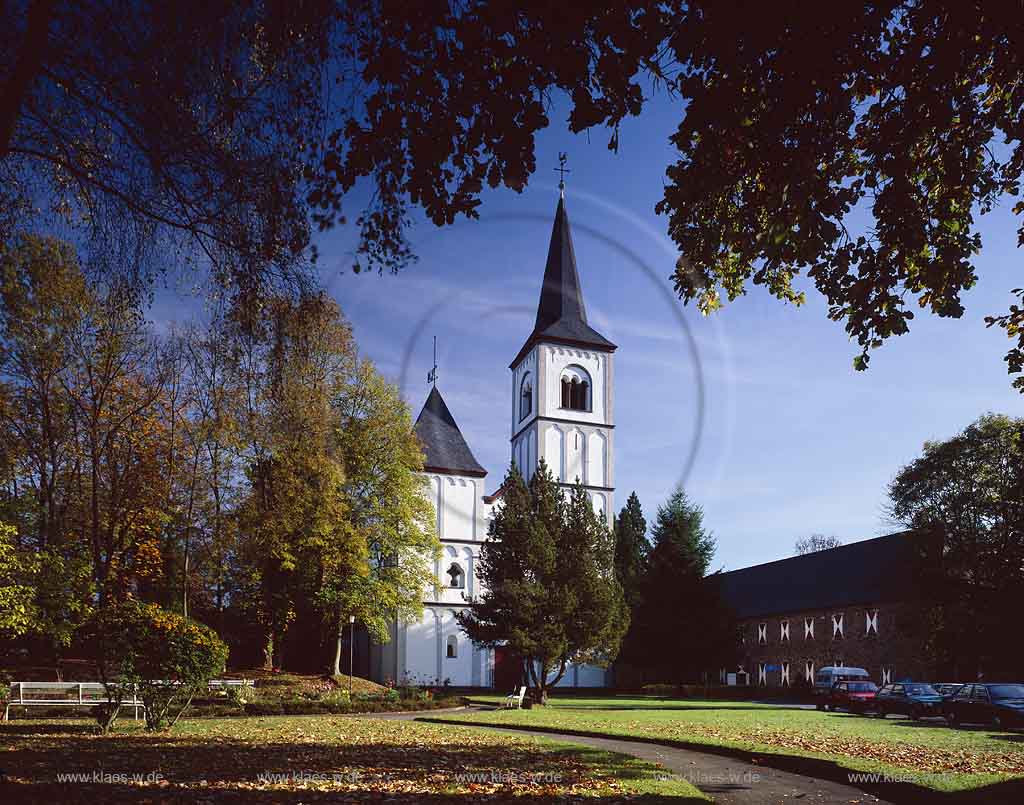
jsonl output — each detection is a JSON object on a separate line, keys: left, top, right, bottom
{"left": 509, "top": 193, "right": 616, "bottom": 526}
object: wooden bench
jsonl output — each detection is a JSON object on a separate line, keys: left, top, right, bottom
{"left": 4, "top": 682, "right": 142, "bottom": 721}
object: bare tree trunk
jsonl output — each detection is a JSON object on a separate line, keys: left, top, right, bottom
{"left": 330, "top": 606, "right": 344, "bottom": 676}
{"left": 169, "top": 691, "right": 195, "bottom": 728}
{"left": 182, "top": 550, "right": 189, "bottom": 619}
{"left": 181, "top": 446, "right": 200, "bottom": 619}
{"left": 526, "top": 657, "right": 545, "bottom": 704}
{"left": 262, "top": 631, "right": 274, "bottom": 671}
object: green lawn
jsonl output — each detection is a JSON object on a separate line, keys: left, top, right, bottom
{"left": 431, "top": 696, "right": 1024, "bottom": 795}
{"left": 0, "top": 714, "right": 706, "bottom": 802}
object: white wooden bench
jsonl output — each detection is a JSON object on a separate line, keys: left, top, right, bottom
{"left": 504, "top": 685, "right": 527, "bottom": 709}
{"left": 207, "top": 679, "right": 255, "bottom": 690}
{"left": 3, "top": 679, "right": 253, "bottom": 720}
{"left": 4, "top": 682, "right": 142, "bottom": 721}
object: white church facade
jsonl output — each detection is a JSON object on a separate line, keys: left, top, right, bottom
{"left": 369, "top": 194, "right": 616, "bottom": 688}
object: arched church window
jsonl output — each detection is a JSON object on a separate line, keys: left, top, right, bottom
{"left": 520, "top": 374, "right": 532, "bottom": 420}
{"left": 446, "top": 562, "right": 465, "bottom": 589}
{"left": 446, "top": 635, "right": 458, "bottom": 659}
{"left": 560, "top": 366, "right": 591, "bottom": 411}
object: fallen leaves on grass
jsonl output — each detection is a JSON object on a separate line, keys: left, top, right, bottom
{"left": 0, "top": 716, "right": 653, "bottom": 802}
{"left": 670, "top": 723, "right": 1024, "bottom": 775}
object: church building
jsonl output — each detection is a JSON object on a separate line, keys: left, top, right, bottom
{"left": 369, "top": 192, "right": 617, "bottom": 688}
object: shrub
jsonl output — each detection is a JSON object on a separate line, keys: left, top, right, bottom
{"left": 224, "top": 684, "right": 257, "bottom": 708}
{"left": 321, "top": 688, "right": 351, "bottom": 706}
{"left": 0, "top": 670, "right": 11, "bottom": 706}
{"left": 93, "top": 702, "right": 119, "bottom": 730}
{"left": 83, "top": 601, "right": 228, "bottom": 731}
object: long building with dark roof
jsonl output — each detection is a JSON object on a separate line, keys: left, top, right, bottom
{"left": 713, "top": 532, "right": 933, "bottom": 687}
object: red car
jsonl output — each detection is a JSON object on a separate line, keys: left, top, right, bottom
{"left": 824, "top": 680, "right": 879, "bottom": 714}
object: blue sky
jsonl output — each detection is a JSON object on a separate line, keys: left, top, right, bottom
{"left": 168, "top": 91, "right": 1024, "bottom": 573}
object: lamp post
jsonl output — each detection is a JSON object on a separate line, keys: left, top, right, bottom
{"left": 348, "top": 615, "right": 356, "bottom": 696}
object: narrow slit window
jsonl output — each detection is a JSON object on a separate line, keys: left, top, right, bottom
{"left": 520, "top": 375, "right": 532, "bottom": 420}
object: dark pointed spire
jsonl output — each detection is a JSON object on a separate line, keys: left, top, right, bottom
{"left": 414, "top": 386, "right": 487, "bottom": 477}
{"left": 510, "top": 195, "right": 616, "bottom": 368}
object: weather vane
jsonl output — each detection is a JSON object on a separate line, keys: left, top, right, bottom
{"left": 427, "top": 335, "right": 438, "bottom": 387}
{"left": 554, "top": 152, "right": 570, "bottom": 195}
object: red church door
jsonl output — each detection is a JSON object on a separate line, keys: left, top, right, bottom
{"left": 493, "top": 647, "right": 522, "bottom": 691}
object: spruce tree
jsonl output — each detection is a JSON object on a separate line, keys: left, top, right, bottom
{"left": 459, "top": 462, "right": 627, "bottom": 704}
{"left": 560, "top": 484, "right": 629, "bottom": 673}
{"left": 634, "top": 488, "right": 735, "bottom": 683}
{"left": 613, "top": 492, "right": 649, "bottom": 610}
{"left": 612, "top": 492, "right": 648, "bottom": 670}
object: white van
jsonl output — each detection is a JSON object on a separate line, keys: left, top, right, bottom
{"left": 813, "top": 666, "right": 871, "bottom": 703}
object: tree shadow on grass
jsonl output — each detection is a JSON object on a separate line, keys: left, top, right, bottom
{"left": 0, "top": 721, "right": 98, "bottom": 735}
{"left": 0, "top": 783, "right": 701, "bottom": 803}
{"left": 466, "top": 697, "right": 794, "bottom": 713}
{"left": 988, "top": 732, "right": 1024, "bottom": 743}
{"left": 535, "top": 702, "right": 788, "bottom": 712}
{"left": 888, "top": 719, "right": 1019, "bottom": 736}
{"left": 0, "top": 722, "right": 703, "bottom": 804}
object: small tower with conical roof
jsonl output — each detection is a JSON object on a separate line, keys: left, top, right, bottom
{"left": 509, "top": 193, "right": 616, "bottom": 526}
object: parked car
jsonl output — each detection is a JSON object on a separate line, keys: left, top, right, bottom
{"left": 875, "top": 682, "right": 944, "bottom": 719}
{"left": 824, "top": 680, "right": 879, "bottom": 713}
{"left": 944, "top": 683, "right": 1024, "bottom": 730}
{"left": 930, "top": 682, "right": 965, "bottom": 699}
{"left": 814, "top": 666, "right": 872, "bottom": 708}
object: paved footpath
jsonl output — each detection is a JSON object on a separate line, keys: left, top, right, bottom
{"left": 371, "top": 708, "right": 891, "bottom": 804}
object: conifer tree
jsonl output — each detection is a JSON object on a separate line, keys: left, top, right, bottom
{"left": 613, "top": 492, "right": 649, "bottom": 610}
{"left": 612, "top": 492, "right": 649, "bottom": 669}
{"left": 634, "top": 488, "right": 735, "bottom": 683}
{"left": 459, "top": 461, "right": 627, "bottom": 703}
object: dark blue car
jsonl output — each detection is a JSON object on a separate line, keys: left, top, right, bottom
{"left": 944, "top": 683, "right": 1024, "bottom": 730}
{"left": 875, "top": 683, "right": 945, "bottom": 720}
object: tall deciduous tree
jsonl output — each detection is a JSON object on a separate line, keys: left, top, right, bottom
{"left": 459, "top": 463, "right": 627, "bottom": 704}
{"left": 63, "top": 274, "right": 170, "bottom": 603}
{"left": 890, "top": 413, "right": 1024, "bottom": 678}
{"left": 0, "top": 239, "right": 94, "bottom": 650}
{"left": 234, "top": 292, "right": 364, "bottom": 670}
{"left": 0, "top": 236, "right": 84, "bottom": 553}
{"left": 0, "top": 521, "right": 38, "bottom": 637}
{"left": 1, "top": 235, "right": 164, "bottom": 635}
{"left": 180, "top": 318, "right": 244, "bottom": 627}
{"left": 324, "top": 359, "right": 438, "bottom": 675}
{"left": 657, "top": 3, "right": 1024, "bottom": 390}
{"left": 7, "top": 4, "right": 1024, "bottom": 388}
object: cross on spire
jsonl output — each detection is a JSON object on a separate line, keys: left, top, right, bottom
{"left": 554, "top": 152, "right": 571, "bottom": 196}
{"left": 427, "top": 335, "right": 439, "bottom": 386}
